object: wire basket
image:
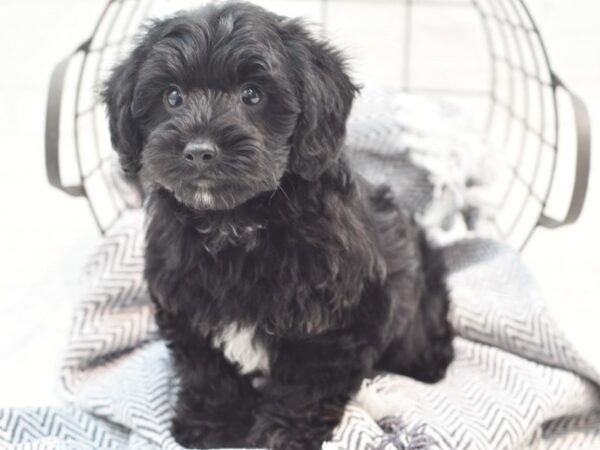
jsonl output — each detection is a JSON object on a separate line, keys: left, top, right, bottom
{"left": 45, "top": 0, "right": 590, "bottom": 249}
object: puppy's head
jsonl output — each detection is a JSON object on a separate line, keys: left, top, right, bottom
{"left": 103, "top": 1, "right": 357, "bottom": 210}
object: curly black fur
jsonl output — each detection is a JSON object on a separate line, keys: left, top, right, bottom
{"left": 102, "top": 2, "right": 454, "bottom": 449}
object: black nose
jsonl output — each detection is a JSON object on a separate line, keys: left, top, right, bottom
{"left": 183, "top": 141, "right": 218, "bottom": 165}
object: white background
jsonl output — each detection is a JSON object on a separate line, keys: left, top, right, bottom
{"left": 0, "top": 0, "right": 598, "bottom": 406}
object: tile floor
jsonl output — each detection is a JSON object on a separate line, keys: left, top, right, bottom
{"left": 0, "top": 0, "right": 598, "bottom": 407}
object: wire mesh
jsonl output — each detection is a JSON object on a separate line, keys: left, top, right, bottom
{"left": 64, "top": 0, "right": 563, "bottom": 249}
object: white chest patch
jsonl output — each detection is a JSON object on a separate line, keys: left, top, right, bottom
{"left": 211, "top": 324, "right": 270, "bottom": 375}
{"left": 194, "top": 189, "right": 214, "bottom": 208}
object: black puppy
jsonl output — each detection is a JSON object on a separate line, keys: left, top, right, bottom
{"left": 103, "top": 2, "right": 453, "bottom": 449}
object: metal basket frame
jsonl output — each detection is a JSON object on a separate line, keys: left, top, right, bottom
{"left": 45, "top": 0, "right": 591, "bottom": 249}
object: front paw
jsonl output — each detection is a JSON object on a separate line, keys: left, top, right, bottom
{"left": 248, "top": 404, "right": 342, "bottom": 450}
{"left": 248, "top": 424, "right": 326, "bottom": 450}
{"left": 172, "top": 412, "right": 251, "bottom": 449}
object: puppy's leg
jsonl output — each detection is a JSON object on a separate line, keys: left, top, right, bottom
{"left": 248, "top": 331, "right": 371, "bottom": 450}
{"left": 376, "top": 237, "right": 454, "bottom": 383}
{"left": 376, "top": 292, "right": 453, "bottom": 383}
{"left": 155, "top": 307, "right": 257, "bottom": 448}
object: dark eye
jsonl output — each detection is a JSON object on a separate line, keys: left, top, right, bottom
{"left": 164, "top": 86, "right": 183, "bottom": 108}
{"left": 240, "top": 86, "right": 262, "bottom": 106}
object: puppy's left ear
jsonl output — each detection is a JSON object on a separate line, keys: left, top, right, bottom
{"left": 280, "top": 20, "right": 359, "bottom": 181}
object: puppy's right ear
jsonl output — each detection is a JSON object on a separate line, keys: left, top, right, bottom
{"left": 102, "top": 48, "right": 145, "bottom": 175}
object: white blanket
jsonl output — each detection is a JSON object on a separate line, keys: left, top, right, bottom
{"left": 2, "top": 92, "right": 598, "bottom": 449}
{"left": 1, "top": 212, "right": 599, "bottom": 449}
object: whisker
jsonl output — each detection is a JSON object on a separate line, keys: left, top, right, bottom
{"left": 277, "top": 183, "right": 290, "bottom": 203}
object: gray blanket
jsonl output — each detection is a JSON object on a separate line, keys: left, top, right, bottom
{"left": 1, "top": 212, "right": 599, "bottom": 449}
{"left": 1, "top": 92, "right": 599, "bottom": 449}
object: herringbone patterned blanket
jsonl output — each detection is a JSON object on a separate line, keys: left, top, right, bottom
{"left": 2, "top": 92, "right": 599, "bottom": 448}
{"left": 2, "top": 211, "right": 599, "bottom": 449}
